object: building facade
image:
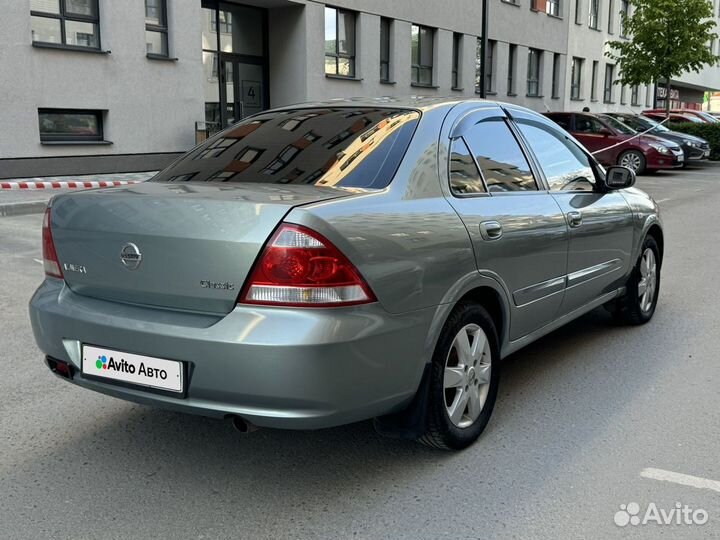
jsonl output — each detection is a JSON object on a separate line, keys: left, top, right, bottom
{"left": 1, "top": 0, "right": 719, "bottom": 178}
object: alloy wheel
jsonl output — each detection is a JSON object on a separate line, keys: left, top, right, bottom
{"left": 638, "top": 248, "right": 657, "bottom": 312}
{"left": 620, "top": 152, "right": 642, "bottom": 172}
{"left": 443, "top": 323, "right": 492, "bottom": 428}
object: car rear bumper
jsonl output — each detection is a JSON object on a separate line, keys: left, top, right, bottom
{"left": 29, "top": 279, "right": 432, "bottom": 429}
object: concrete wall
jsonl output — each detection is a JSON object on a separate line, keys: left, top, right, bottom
{"left": 487, "top": 0, "right": 569, "bottom": 111}
{"left": 563, "top": 0, "right": 653, "bottom": 113}
{"left": 3, "top": 0, "right": 720, "bottom": 176}
{"left": 0, "top": 0, "right": 204, "bottom": 161}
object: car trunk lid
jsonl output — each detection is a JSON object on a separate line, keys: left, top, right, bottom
{"left": 49, "top": 182, "right": 352, "bottom": 314}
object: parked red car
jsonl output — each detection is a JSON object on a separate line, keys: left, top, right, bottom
{"left": 544, "top": 112, "right": 684, "bottom": 174}
{"left": 643, "top": 109, "right": 718, "bottom": 123}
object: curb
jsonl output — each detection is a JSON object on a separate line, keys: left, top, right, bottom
{"left": 0, "top": 180, "right": 140, "bottom": 190}
{"left": 0, "top": 200, "right": 48, "bottom": 217}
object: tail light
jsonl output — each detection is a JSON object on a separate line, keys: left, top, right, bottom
{"left": 42, "top": 207, "right": 63, "bottom": 279}
{"left": 240, "top": 224, "right": 376, "bottom": 307}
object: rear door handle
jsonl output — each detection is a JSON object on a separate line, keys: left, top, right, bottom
{"left": 567, "top": 211, "right": 583, "bottom": 228}
{"left": 479, "top": 220, "right": 503, "bottom": 240}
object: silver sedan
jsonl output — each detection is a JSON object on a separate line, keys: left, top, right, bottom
{"left": 29, "top": 97, "right": 662, "bottom": 449}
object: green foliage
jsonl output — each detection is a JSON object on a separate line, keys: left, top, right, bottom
{"left": 668, "top": 121, "right": 720, "bottom": 159}
{"left": 606, "top": 0, "right": 719, "bottom": 87}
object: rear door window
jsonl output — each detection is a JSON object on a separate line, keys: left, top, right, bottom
{"left": 151, "top": 108, "right": 420, "bottom": 189}
{"left": 449, "top": 138, "right": 486, "bottom": 195}
{"left": 547, "top": 114, "right": 572, "bottom": 130}
{"left": 463, "top": 118, "right": 538, "bottom": 192}
{"left": 574, "top": 115, "right": 606, "bottom": 133}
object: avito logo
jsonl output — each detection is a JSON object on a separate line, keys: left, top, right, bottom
{"left": 95, "top": 354, "right": 168, "bottom": 380}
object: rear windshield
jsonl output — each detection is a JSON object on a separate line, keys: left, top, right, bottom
{"left": 152, "top": 107, "right": 420, "bottom": 189}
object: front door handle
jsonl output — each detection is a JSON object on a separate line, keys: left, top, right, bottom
{"left": 567, "top": 211, "right": 583, "bottom": 228}
{"left": 480, "top": 220, "right": 503, "bottom": 240}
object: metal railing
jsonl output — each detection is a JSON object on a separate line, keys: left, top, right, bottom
{"left": 195, "top": 121, "right": 222, "bottom": 145}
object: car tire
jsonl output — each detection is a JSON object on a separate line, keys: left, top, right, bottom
{"left": 618, "top": 150, "right": 646, "bottom": 175}
{"left": 418, "top": 302, "right": 500, "bottom": 450}
{"left": 611, "top": 235, "right": 661, "bottom": 325}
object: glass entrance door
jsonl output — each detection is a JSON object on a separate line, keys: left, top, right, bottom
{"left": 202, "top": 1, "right": 268, "bottom": 128}
{"left": 220, "top": 55, "right": 265, "bottom": 126}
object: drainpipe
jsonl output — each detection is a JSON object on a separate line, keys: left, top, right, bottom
{"left": 479, "top": 0, "right": 488, "bottom": 98}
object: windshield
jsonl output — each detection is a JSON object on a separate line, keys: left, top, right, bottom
{"left": 151, "top": 107, "right": 420, "bottom": 189}
{"left": 600, "top": 115, "right": 636, "bottom": 135}
{"left": 696, "top": 111, "right": 719, "bottom": 123}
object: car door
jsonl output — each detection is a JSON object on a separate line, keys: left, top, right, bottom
{"left": 510, "top": 108, "right": 635, "bottom": 315}
{"left": 571, "top": 114, "right": 620, "bottom": 166}
{"left": 444, "top": 107, "right": 569, "bottom": 340}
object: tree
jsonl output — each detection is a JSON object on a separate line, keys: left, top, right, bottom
{"left": 606, "top": 0, "right": 718, "bottom": 116}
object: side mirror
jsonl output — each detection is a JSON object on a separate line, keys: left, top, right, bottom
{"left": 598, "top": 127, "right": 613, "bottom": 136}
{"left": 604, "top": 165, "right": 636, "bottom": 189}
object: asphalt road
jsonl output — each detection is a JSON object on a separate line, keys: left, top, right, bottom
{"left": 1, "top": 166, "right": 719, "bottom": 539}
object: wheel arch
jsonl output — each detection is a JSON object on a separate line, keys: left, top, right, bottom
{"left": 424, "top": 276, "right": 512, "bottom": 367}
{"left": 456, "top": 286, "right": 506, "bottom": 345}
{"left": 646, "top": 223, "right": 664, "bottom": 262}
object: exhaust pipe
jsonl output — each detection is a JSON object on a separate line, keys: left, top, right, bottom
{"left": 231, "top": 415, "right": 259, "bottom": 434}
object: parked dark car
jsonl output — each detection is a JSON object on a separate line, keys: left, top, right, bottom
{"left": 643, "top": 109, "right": 719, "bottom": 123}
{"left": 545, "top": 112, "right": 684, "bottom": 174}
{"left": 603, "top": 113, "right": 710, "bottom": 162}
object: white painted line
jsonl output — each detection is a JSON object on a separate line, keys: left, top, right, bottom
{"left": 33, "top": 259, "right": 43, "bottom": 265}
{"left": 640, "top": 468, "right": 720, "bottom": 494}
{"left": 655, "top": 198, "right": 671, "bottom": 203}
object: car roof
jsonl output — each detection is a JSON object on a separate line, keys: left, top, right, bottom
{"left": 270, "top": 96, "right": 545, "bottom": 115}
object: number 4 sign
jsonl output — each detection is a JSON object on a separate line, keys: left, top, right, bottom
{"left": 242, "top": 80, "right": 261, "bottom": 107}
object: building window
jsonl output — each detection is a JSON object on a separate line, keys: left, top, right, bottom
{"left": 619, "top": 0, "right": 629, "bottom": 36}
{"left": 645, "top": 84, "right": 651, "bottom": 106}
{"left": 30, "top": 0, "right": 100, "bottom": 49}
{"left": 620, "top": 84, "right": 627, "bottom": 104}
{"left": 482, "top": 40, "right": 495, "bottom": 93}
{"left": 325, "top": 7, "right": 356, "bottom": 78}
{"left": 211, "top": 10, "right": 232, "bottom": 33}
{"left": 38, "top": 109, "right": 103, "bottom": 142}
{"left": 591, "top": 60, "right": 599, "bottom": 100}
{"left": 551, "top": 53, "right": 561, "bottom": 98}
{"left": 631, "top": 85, "right": 640, "bottom": 105}
{"left": 607, "top": 0, "right": 614, "bottom": 32}
{"left": 527, "top": 48, "right": 542, "bottom": 97}
{"left": 604, "top": 63, "right": 615, "bottom": 102}
{"left": 380, "top": 18, "right": 391, "bottom": 82}
{"left": 145, "top": 0, "right": 168, "bottom": 57}
{"left": 507, "top": 44, "right": 517, "bottom": 94}
{"left": 570, "top": 57, "right": 582, "bottom": 99}
{"left": 452, "top": 33, "right": 462, "bottom": 89}
{"left": 575, "top": 0, "right": 582, "bottom": 24}
{"left": 547, "top": 0, "right": 560, "bottom": 16}
{"left": 411, "top": 25, "right": 434, "bottom": 86}
{"left": 588, "top": 0, "right": 599, "bottom": 29}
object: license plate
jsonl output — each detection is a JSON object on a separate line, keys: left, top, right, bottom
{"left": 82, "top": 345, "right": 184, "bottom": 393}
{"left": 677, "top": 154, "right": 684, "bottom": 162}
{"left": 704, "top": 150, "right": 710, "bottom": 158}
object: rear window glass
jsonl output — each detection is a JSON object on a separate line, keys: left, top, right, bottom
{"left": 152, "top": 107, "right": 420, "bottom": 189}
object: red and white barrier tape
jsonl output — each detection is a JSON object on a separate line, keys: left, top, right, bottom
{"left": 0, "top": 180, "right": 140, "bottom": 190}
